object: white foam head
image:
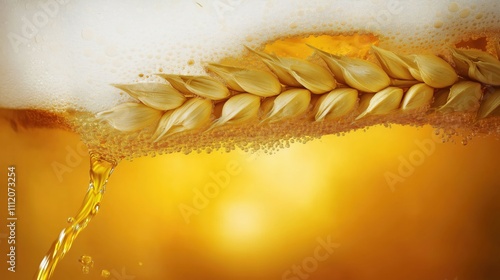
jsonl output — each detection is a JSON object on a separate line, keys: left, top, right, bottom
{"left": 0, "top": 0, "right": 498, "bottom": 112}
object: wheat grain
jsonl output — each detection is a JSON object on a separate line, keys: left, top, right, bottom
{"left": 207, "top": 64, "right": 282, "bottom": 97}
{"left": 248, "top": 48, "right": 336, "bottom": 94}
{"left": 97, "top": 103, "right": 162, "bottom": 132}
{"left": 450, "top": 48, "right": 500, "bottom": 86}
{"left": 477, "top": 87, "right": 500, "bottom": 119}
{"left": 156, "top": 74, "right": 230, "bottom": 100}
{"left": 355, "top": 87, "right": 403, "bottom": 120}
{"left": 372, "top": 46, "right": 458, "bottom": 88}
{"left": 314, "top": 88, "right": 358, "bottom": 121}
{"left": 403, "top": 54, "right": 458, "bottom": 88}
{"left": 99, "top": 46, "right": 500, "bottom": 141}
{"left": 246, "top": 47, "right": 301, "bottom": 88}
{"left": 450, "top": 48, "right": 499, "bottom": 73}
{"left": 263, "top": 88, "right": 311, "bottom": 123}
{"left": 438, "top": 81, "right": 482, "bottom": 113}
{"left": 312, "top": 46, "right": 391, "bottom": 92}
{"left": 372, "top": 45, "right": 414, "bottom": 80}
{"left": 112, "top": 83, "right": 186, "bottom": 111}
{"left": 210, "top": 93, "right": 261, "bottom": 129}
{"left": 153, "top": 98, "right": 212, "bottom": 141}
{"left": 401, "top": 83, "right": 434, "bottom": 111}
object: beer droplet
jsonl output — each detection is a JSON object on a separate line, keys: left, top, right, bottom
{"left": 188, "top": 59, "right": 195, "bottom": 66}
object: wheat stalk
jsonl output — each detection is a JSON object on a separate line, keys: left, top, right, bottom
{"left": 97, "top": 46, "right": 500, "bottom": 140}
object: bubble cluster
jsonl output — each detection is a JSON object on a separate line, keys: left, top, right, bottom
{"left": 67, "top": 104, "right": 499, "bottom": 161}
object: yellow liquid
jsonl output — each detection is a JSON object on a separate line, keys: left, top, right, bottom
{"left": 1, "top": 112, "right": 500, "bottom": 280}
{"left": 1, "top": 33, "right": 499, "bottom": 280}
{"left": 35, "top": 154, "right": 115, "bottom": 280}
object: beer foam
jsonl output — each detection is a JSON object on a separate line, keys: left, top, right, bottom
{"left": 0, "top": 0, "right": 498, "bottom": 113}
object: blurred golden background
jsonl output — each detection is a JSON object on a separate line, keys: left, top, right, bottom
{"left": 0, "top": 115, "right": 499, "bottom": 280}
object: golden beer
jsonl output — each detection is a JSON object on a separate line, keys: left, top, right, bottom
{"left": 0, "top": 1, "right": 499, "bottom": 279}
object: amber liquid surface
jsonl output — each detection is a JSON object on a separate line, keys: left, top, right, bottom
{"left": 1, "top": 109, "right": 500, "bottom": 280}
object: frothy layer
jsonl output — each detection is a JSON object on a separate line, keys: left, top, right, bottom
{"left": 0, "top": 0, "right": 499, "bottom": 112}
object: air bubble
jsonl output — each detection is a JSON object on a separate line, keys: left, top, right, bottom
{"left": 78, "top": 255, "right": 94, "bottom": 274}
